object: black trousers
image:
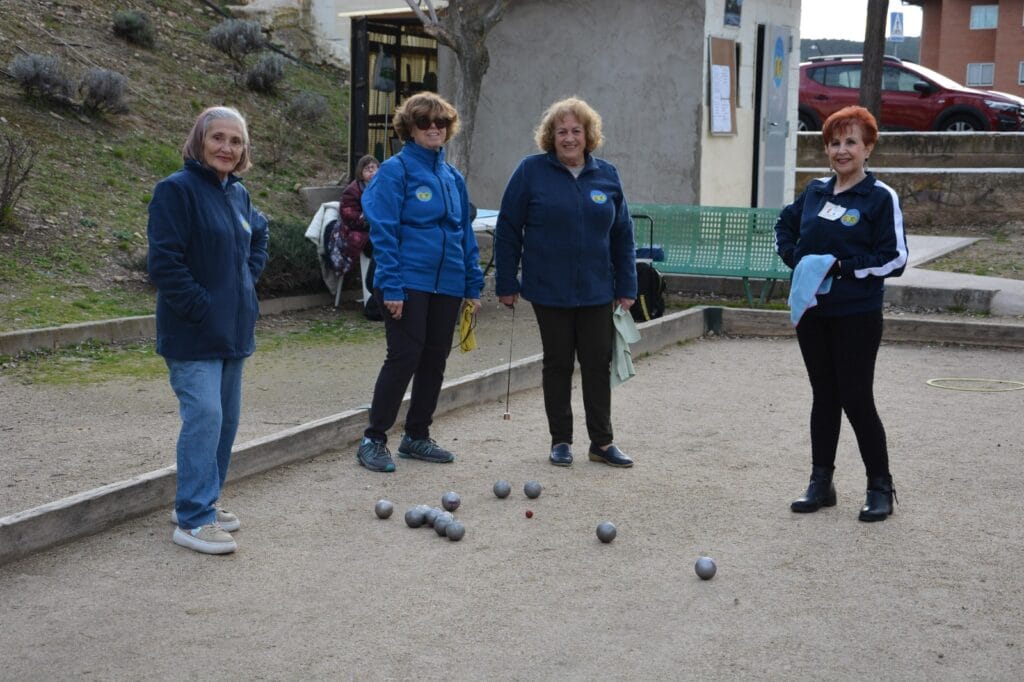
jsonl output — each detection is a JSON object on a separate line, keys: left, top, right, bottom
{"left": 365, "top": 289, "right": 461, "bottom": 442}
{"left": 795, "top": 309, "right": 890, "bottom": 479}
{"left": 532, "top": 302, "right": 614, "bottom": 447}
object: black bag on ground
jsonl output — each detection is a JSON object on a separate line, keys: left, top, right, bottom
{"left": 363, "top": 258, "right": 383, "bottom": 321}
{"left": 631, "top": 261, "right": 666, "bottom": 322}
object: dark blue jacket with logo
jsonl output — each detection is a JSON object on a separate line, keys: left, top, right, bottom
{"left": 361, "top": 141, "right": 484, "bottom": 301}
{"left": 774, "top": 171, "right": 908, "bottom": 316}
{"left": 147, "top": 160, "right": 269, "bottom": 360}
{"left": 493, "top": 152, "right": 637, "bottom": 307}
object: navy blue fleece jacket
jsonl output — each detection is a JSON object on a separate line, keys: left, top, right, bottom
{"left": 147, "top": 160, "right": 269, "bottom": 360}
{"left": 775, "top": 172, "right": 908, "bottom": 316}
{"left": 493, "top": 152, "right": 637, "bottom": 307}
{"left": 361, "top": 141, "right": 484, "bottom": 301}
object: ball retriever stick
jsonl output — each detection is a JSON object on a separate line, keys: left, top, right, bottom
{"left": 503, "top": 304, "right": 515, "bottom": 420}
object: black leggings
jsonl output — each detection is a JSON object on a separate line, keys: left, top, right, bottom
{"left": 532, "top": 302, "right": 614, "bottom": 447}
{"left": 365, "top": 289, "right": 461, "bottom": 442}
{"left": 795, "top": 309, "right": 890, "bottom": 479}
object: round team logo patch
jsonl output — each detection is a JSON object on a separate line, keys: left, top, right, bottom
{"left": 415, "top": 186, "right": 433, "bottom": 202}
{"left": 590, "top": 190, "right": 608, "bottom": 204}
{"left": 840, "top": 209, "right": 861, "bottom": 227}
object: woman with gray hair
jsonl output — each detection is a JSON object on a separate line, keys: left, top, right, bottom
{"left": 147, "top": 106, "right": 269, "bottom": 554}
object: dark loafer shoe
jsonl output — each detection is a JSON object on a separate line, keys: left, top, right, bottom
{"left": 549, "top": 443, "right": 573, "bottom": 467}
{"left": 588, "top": 444, "right": 633, "bottom": 468}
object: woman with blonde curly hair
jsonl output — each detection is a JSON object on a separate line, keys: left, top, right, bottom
{"left": 494, "top": 96, "right": 637, "bottom": 469}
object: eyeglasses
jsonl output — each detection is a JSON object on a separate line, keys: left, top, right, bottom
{"left": 414, "top": 116, "right": 450, "bottom": 131}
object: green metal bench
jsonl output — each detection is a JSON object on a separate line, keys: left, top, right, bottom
{"left": 630, "top": 203, "right": 791, "bottom": 306}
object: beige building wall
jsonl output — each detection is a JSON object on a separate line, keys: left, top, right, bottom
{"left": 230, "top": 0, "right": 447, "bottom": 65}
{"left": 445, "top": 0, "right": 708, "bottom": 209}
{"left": 443, "top": 0, "right": 800, "bottom": 210}
{"left": 699, "top": 0, "right": 801, "bottom": 207}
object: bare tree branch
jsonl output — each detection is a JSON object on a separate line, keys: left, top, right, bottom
{"left": 404, "top": 0, "right": 432, "bottom": 26}
{"left": 423, "top": 0, "right": 440, "bottom": 24}
{"left": 481, "top": 0, "right": 508, "bottom": 27}
{"left": 403, "top": 0, "right": 511, "bottom": 176}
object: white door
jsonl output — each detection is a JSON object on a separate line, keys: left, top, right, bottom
{"left": 759, "top": 25, "right": 791, "bottom": 208}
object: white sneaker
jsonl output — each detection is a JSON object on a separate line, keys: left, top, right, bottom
{"left": 170, "top": 507, "right": 240, "bottom": 532}
{"left": 172, "top": 524, "right": 237, "bottom": 555}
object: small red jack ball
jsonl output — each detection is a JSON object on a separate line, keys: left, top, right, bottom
{"left": 525, "top": 510, "right": 533, "bottom": 518}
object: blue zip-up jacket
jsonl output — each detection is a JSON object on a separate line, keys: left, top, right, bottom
{"left": 361, "top": 141, "right": 484, "bottom": 301}
{"left": 494, "top": 152, "right": 637, "bottom": 307}
{"left": 775, "top": 171, "right": 908, "bottom": 316}
{"left": 147, "top": 160, "right": 269, "bottom": 360}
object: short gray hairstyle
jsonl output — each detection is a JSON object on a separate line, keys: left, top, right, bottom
{"left": 181, "top": 106, "right": 252, "bottom": 174}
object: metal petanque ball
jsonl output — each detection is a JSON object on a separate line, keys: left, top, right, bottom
{"left": 423, "top": 507, "right": 442, "bottom": 527}
{"left": 596, "top": 521, "right": 617, "bottom": 543}
{"left": 404, "top": 507, "right": 426, "bottom": 528}
{"left": 445, "top": 521, "right": 466, "bottom": 541}
{"left": 493, "top": 480, "right": 512, "bottom": 498}
{"left": 523, "top": 480, "right": 543, "bottom": 499}
{"left": 695, "top": 556, "right": 717, "bottom": 580}
{"left": 374, "top": 499, "right": 394, "bottom": 519}
{"left": 434, "top": 511, "right": 455, "bottom": 536}
{"left": 441, "top": 491, "right": 461, "bottom": 512}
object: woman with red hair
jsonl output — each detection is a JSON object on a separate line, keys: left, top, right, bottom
{"left": 774, "top": 105, "right": 908, "bottom": 522}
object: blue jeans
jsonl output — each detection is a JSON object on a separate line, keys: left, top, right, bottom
{"left": 166, "top": 358, "right": 246, "bottom": 529}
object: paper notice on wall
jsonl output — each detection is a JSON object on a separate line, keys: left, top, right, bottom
{"left": 711, "top": 64, "right": 732, "bottom": 134}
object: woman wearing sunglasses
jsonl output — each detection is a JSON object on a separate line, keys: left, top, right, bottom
{"left": 355, "top": 92, "right": 485, "bottom": 473}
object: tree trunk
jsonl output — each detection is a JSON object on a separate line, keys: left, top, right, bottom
{"left": 406, "top": 0, "right": 508, "bottom": 179}
{"left": 859, "top": 0, "right": 888, "bottom": 122}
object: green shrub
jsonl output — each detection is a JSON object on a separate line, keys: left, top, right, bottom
{"left": 257, "top": 217, "right": 322, "bottom": 296}
{"left": 80, "top": 68, "right": 129, "bottom": 114}
{"left": 1, "top": 132, "right": 37, "bottom": 232}
{"left": 245, "top": 53, "right": 285, "bottom": 94}
{"left": 8, "top": 53, "right": 72, "bottom": 101}
{"left": 208, "top": 19, "right": 264, "bottom": 68}
{"left": 287, "top": 92, "right": 328, "bottom": 126}
{"left": 112, "top": 10, "right": 155, "bottom": 48}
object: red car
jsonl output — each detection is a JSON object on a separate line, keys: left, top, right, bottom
{"left": 798, "top": 55, "right": 1024, "bottom": 132}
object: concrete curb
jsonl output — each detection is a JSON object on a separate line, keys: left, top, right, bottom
{"left": 0, "top": 293, "right": 334, "bottom": 357}
{"left": 3, "top": 307, "right": 1021, "bottom": 566}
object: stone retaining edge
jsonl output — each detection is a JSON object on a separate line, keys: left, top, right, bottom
{"left": 0, "top": 308, "right": 707, "bottom": 566}
{"left": 0, "top": 293, "right": 334, "bottom": 357}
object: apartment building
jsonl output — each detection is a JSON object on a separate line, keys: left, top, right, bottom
{"left": 908, "top": 0, "right": 1024, "bottom": 96}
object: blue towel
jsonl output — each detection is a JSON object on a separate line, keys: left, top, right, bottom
{"left": 788, "top": 254, "right": 836, "bottom": 325}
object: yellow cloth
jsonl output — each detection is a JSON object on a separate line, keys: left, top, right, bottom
{"left": 458, "top": 303, "right": 478, "bottom": 353}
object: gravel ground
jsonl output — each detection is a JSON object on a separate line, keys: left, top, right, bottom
{"left": 1, "top": 313, "right": 1023, "bottom": 678}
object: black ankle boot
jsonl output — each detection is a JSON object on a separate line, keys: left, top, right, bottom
{"left": 859, "top": 475, "right": 897, "bottom": 522}
{"left": 791, "top": 465, "right": 837, "bottom": 513}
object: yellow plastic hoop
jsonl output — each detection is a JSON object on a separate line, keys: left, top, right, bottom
{"left": 925, "top": 378, "right": 1024, "bottom": 392}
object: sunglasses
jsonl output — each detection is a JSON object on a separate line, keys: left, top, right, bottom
{"left": 414, "top": 116, "right": 450, "bottom": 131}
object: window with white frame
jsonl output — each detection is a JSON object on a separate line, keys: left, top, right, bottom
{"left": 970, "top": 5, "right": 998, "bottom": 29}
{"left": 966, "top": 62, "right": 995, "bottom": 86}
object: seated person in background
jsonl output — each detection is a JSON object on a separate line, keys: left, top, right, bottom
{"left": 341, "top": 154, "right": 380, "bottom": 259}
